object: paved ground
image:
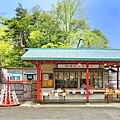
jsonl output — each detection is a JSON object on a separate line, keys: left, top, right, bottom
{"left": 0, "top": 101, "right": 120, "bottom": 120}
{"left": 20, "top": 101, "right": 120, "bottom": 108}
{"left": 0, "top": 106, "right": 120, "bottom": 120}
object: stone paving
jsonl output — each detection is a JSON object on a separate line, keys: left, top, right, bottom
{"left": 0, "top": 106, "right": 120, "bottom": 120}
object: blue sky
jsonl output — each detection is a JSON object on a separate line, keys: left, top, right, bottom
{"left": 0, "top": 0, "right": 120, "bottom": 48}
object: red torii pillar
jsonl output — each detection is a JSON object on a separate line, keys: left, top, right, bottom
{"left": 36, "top": 61, "right": 41, "bottom": 103}
{"left": 86, "top": 62, "right": 89, "bottom": 104}
{"left": 117, "top": 66, "right": 119, "bottom": 89}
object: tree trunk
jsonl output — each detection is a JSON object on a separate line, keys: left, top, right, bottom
{"left": 0, "top": 62, "right": 6, "bottom": 83}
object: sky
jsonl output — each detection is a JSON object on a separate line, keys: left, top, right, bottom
{"left": 0, "top": 0, "right": 120, "bottom": 49}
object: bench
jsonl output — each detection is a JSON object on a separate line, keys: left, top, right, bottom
{"left": 104, "top": 92, "right": 120, "bottom": 103}
{"left": 42, "top": 92, "right": 67, "bottom": 104}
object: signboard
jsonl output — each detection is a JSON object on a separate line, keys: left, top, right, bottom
{"left": 58, "top": 64, "right": 99, "bottom": 68}
{"left": 43, "top": 74, "right": 49, "bottom": 80}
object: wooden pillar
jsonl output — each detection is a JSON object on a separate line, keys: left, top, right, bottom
{"left": 22, "top": 68, "right": 24, "bottom": 82}
{"left": 36, "top": 61, "right": 41, "bottom": 103}
{"left": 86, "top": 62, "right": 89, "bottom": 103}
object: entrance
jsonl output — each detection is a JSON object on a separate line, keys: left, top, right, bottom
{"left": 23, "top": 83, "right": 32, "bottom": 100}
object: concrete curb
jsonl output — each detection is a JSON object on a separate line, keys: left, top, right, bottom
{"left": 30, "top": 105, "right": 115, "bottom": 108}
{"left": 20, "top": 102, "right": 120, "bottom": 108}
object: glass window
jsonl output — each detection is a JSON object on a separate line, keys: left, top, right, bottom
{"left": 10, "top": 76, "right": 20, "bottom": 80}
{"left": 16, "top": 76, "right": 20, "bottom": 80}
{"left": 89, "top": 72, "right": 103, "bottom": 88}
{"left": 10, "top": 76, "right": 15, "bottom": 80}
{"left": 105, "top": 71, "right": 119, "bottom": 89}
{"left": 55, "top": 72, "right": 78, "bottom": 89}
{"left": 59, "top": 72, "right": 64, "bottom": 80}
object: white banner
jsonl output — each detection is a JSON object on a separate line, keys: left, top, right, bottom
{"left": 58, "top": 64, "right": 99, "bottom": 68}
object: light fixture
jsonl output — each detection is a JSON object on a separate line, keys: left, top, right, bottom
{"left": 78, "top": 63, "right": 81, "bottom": 66}
{"left": 114, "top": 64, "right": 116, "bottom": 67}
{"left": 104, "top": 63, "right": 107, "bottom": 66}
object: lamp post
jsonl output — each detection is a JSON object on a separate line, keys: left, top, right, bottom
{"left": 77, "top": 38, "right": 83, "bottom": 48}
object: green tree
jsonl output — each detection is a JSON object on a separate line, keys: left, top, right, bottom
{"left": 41, "top": 42, "right": 71, "bottom": 48}
{"left": 0, "top": 2, "right": 109, "bottom": 68}
{"left": 50, "top": 0, "right": 89, "bottom": 34}
{"left": 27, "top": 8, "right": 67, "bottom": 48}
{"left": 49, "top": 0, "right": 108, "bottom": 48}
{"left": 0, "top": 26, "right": 8, "bottom": 40}
{"left": 92, "top": 29, "right": 108, "bottom": 46}
{"left": 0, "top": 4, "right": 34, "bottom": 67}
{"left": 67, "top": 29, "right": 108, "bottom": 48}
{"left": 0, "top": 40, "right": 12, "bottom": 66}
{"left": 3, "top": 46, "right": 33, "bottom": 67}
{"left": 1, "top": 3, "right": 31, "bottom": 47}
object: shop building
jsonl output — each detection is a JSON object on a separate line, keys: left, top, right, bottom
{"left": 20, "top": 48, "right": 120, "bottom": 103}
{"left": 1, "top": 48, "right": 119, "bottom": 103}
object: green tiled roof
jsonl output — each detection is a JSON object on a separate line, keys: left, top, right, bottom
{"left": 21, "top": 48, "right": 120, "bottom": 61}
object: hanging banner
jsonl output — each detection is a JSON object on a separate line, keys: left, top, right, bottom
{"left": 58, "top": 64, "right": 99, "bottom": 68}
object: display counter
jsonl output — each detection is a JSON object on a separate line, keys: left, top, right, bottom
{"left": 52, "top": 88, "right": 105, "bottom": 94}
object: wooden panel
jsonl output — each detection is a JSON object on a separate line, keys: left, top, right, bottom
{"left": 41, "top": 64, "right": 56, "bottom": 73}
{"left": 42, "top": 80, "right": 48, "bottom": 87}
{"left": 47, "top": 80, "right": 53, "bottom": 87}
{"left": 42, "top": 73, "right": 54, "bottom": 88}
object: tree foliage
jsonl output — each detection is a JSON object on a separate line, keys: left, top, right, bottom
{"left": 1, "top": 4, "right": 31, "bottom": 47}
{"left": 68, "top": 29, "right": 108, "bottom": 48}
{"left": 0, "top": 40, "right": 12, "bottom": 66}
{"left": 0, "top": 1, "right": 109, "bottom": 67}
{"left": 50, "top": 0, "right": 89, "bottom": 34}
